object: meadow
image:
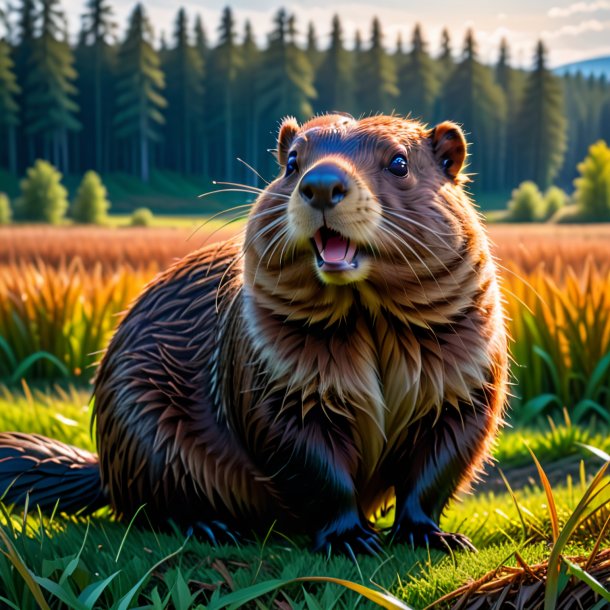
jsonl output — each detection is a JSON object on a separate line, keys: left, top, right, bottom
{"left": 0, "top": 223, "right": 610, "bottom": 608}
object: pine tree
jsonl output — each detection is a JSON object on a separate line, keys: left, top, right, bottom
{"left": 354, "top": 18, "right": 398, "bottom": 115}
{"left": 515, "top": 41, "right": 567, "bottom": 189}
{"left": 77, "top": 0, "right": 116, "bottom": 172}
{"left": 398, "top": 24, "right": 438, "bottom": 121}
{"left": 600, "top": 97, "right": 610, "bottom": 145}
{"left": 0, "top": 36, "right": 20, "bottom": 173}
{"left": 256, "top": 9, "right": 315, "bottom": 173}
{"left": 25, "top": 0, "right": 81, "bottom": 172}
{"left": 438, "top": 28, "right": 453, "bottom": 81}
{"left": 434, "top": 28, "right": 454, "bottom": 123}
{"left": 314, "top": 14, "right": 353, "bottom": 114}
{"left": 438, "top": 30, "right": 506, "bottom": 192}
{"left": 193, "top": 15, "right": 208, "bottom": 61}
{"left": 236, "top": 20, "right": 262, "bottom": 182}
{"left": 113, "top": 3, "right": 167, "bottom": 182}
{"left": 495, "top": 38, "right": 520, "bottom": 190}
{"left": 14, "top": 0, "right": 38, "bottom": 168}
{"left": 354, "top": 30, "right": 362, "bottom": 53}
{"left": 193, "top": 14, "right": 208, "bottom": 175}
{"left": 306, "top": 21, "right": 322, "bottom": 70}
{"left": 206, "top": 7, "right": 243, "bottom": 180}
{"left": 71, "top": 170, "right": 111, "bottom": 223}
{"left": 163, "top": 8, "right": 204, "bottom": 174}
{"left": 560, "top": 72, "right": 589, "bottom": 184}
{"left": 16, "top": 159, "right": 68, "bottom": 223}
{"left": 394, "top": 32, "right": 407, "bottom": 75}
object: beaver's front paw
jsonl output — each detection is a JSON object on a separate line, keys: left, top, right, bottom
{"left": 313, "top": 521, "right": 383, "bottom": 559}
{"left": 391, "top": 520, "right": 476, "bottom": 553}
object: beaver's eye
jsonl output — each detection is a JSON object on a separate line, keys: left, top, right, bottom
{"left": 286, "top": 152, "right": 298, "bottom": 177}
{"left": 387, "top": 154, "right": 408, "bottom": 177}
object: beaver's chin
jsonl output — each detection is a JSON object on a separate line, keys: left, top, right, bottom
{"left": 310, "top": 227, "right": 368, "bottom": 286}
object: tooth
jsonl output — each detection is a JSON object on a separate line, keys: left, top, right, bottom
{"left": 346, "top": 241, "right": 357, "bottom": 262}
{"left": 314, "top": 231, "right": 324, "bottom": 253}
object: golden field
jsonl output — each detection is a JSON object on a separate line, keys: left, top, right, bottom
{"left": 0, "top": 223, "right": 609, "bottom": 423}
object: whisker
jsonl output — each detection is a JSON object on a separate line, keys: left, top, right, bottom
{"left": 191, "top": 202, "right": 287, "bottom": 247}
{"left": 376, "top": 224, "right": 428, "bottom": 294}
{"left": 236, "top": 157, "right": 271, "bottom": 185}
{"left": 381, "top": 208, "right": 457, "bottom": 239}
{"left": 211, "top": 181, "right": 290, "bottom": 200}
{"left": 243, "top": 212, "right": 288, "bottom": 251}
{"left": 188, "top": 204, "right": 252, "bottom": 242}
{"left": 252, "top": 227, "right": 290, "bottom": 289}
{"left": 197, "top": 187, "right": 260, "bottom": 199}
{"left": 373, "top": 210, "right": 460, "bottom": 278}
{"left": 214, "top": 216, "right": 288, "bottom": 311}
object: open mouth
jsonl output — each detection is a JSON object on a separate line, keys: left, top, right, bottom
{"left": 311, "top": 226, "right": 358, "bottom": 272}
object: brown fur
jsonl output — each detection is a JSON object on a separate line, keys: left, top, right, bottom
{"left": 91, "top": 114, "right": 508, "bottom": 551}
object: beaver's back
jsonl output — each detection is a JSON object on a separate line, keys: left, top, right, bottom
{"left": 92, "top": 239, "right": 276, "bottom": 525}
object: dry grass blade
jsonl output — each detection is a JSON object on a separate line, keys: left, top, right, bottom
{"left": 526, "top": 446, "right": 559, "bottom": 543}
{"left": 544, "top": 460, "right": 610, "bottom": 610}
{"left": 428, "top": 549, "right": 610, "bottom": 609}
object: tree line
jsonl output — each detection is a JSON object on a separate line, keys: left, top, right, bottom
{"left": 1, "top": 0, "right": 610, "bottom": 194}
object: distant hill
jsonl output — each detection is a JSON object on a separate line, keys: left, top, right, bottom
{"left": 555, "top": 56, "right": 610, "bottom": 79}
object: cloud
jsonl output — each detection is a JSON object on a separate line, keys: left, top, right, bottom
{"left": 548, "top": 1, "right": 610, "bottom": 18}
{"left": 542, "top": 18, "right": 610, "bottom": 37}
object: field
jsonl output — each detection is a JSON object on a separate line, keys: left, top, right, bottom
{"left": 1, "top": 223, "right": 610, "bottom": 609}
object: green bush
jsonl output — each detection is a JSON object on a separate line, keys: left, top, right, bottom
{"left": 71, "top": 170, "right": 111, "bottom": 224}
{"left": 0, "top": 193, "right": 11, "bottom": 224}
{"left": 507, "top": 181, "right": 545, "bottom": 222}
{"left": 543, "top": 186, "right": 567, "bottom": 221}
{"left": 130, "top": 207, "right": 154, "bottom": 226}
{"left": 573, "top": 140, "right": 610, "bottom": 220}
{"left": 15, "top": 160, "right": 68, "bottom": 224}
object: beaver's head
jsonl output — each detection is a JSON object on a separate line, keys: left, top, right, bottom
{"left": 244, "top": 114, "right": 486, "bottom": 326}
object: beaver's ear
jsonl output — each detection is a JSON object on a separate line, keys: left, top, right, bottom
{"left": 427, "top": 121, "right": 467, "bottom": 180}
{"left": 277, "top": 117, "right": 300, "bottom": 166}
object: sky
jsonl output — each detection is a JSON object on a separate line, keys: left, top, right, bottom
{"left": 13, "top": 0, "right": 610, "bottom": 67}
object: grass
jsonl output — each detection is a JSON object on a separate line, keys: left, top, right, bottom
{"left": 1, "top": 386, "right": 610, "bottom": 608}
{"left": 2, "top": 225, "right": 609, "bottom": 426}
{"left": 1, "top": 224, "right": 610, "bottom": 606}
{"left": 1, "top": 168, "right": 261, "bottom": 215}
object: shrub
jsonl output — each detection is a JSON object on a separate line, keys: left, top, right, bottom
{"left": 15, "top": 160, "right": 68, "bottom": 224}
{"left": 0, "top": 193, "right": 11, "bottom": 224}
{"left": 507, "top": 181, "right": 545, "bottom": 222}
{"left": 130, "top": 207, "right": 154, "bottom": 226}
{"left": 543, "top": 186, "right": 567, "bottom": 221}
{"left": 573, "top": 140, "right": 610, "bottom": 220}
{"left": 71, "top": 170, "right": 111, "bottom": 224}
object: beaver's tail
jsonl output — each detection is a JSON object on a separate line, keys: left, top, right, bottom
{"left": 0, "top": 433, "right": 107, "bottom": 514}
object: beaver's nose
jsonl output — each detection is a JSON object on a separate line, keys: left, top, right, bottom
{"left": 299, "top": 163, "right": 349, "bottom": 210}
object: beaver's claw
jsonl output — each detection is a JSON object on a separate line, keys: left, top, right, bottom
{"left": 391, "top": 521, "right": 477, "bottom": 553}
{"left": 313, "top": 522, "right": 384, "bottom": 559}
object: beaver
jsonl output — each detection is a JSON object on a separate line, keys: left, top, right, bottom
{"left": 0, "top": 114, "right": 508, "bottom": 555}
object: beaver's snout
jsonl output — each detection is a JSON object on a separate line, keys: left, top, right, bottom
{"left": 299, "top": 163, "right": 350, "bottom": 211}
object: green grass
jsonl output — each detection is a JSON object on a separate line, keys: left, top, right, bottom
{"left": 1, "top": 386, "right": 610, "bottom": 608}
{"left": 1, "top": 169, "right": 261, "bottom": 216}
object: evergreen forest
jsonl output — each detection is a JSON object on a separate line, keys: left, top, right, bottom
{"left": 1, "top": 0, "right": 610, "bottom": 198}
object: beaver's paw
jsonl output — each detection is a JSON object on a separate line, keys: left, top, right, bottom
{"left": 188, "top": 520, "right": 241, "bottom": 547}
{"left": 313, "top": 521, "right": 384, "bottom": 559}
{"left": 391, "top": 521, "right": 476, "bottom": 553}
